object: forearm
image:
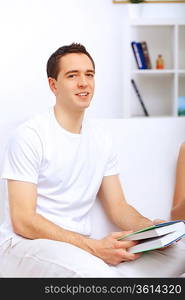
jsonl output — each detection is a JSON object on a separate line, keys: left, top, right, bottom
{"left": 13, "top": 213, "right": 95, "bottom": 255}
{"left": 171, "top": 200, "right": 185, "bottom": 220}
{"left": 109, "top": 203, "right": 153, "bottom": 231}
{"left": 98, "top": 175, "right": 153, "bottom": 231}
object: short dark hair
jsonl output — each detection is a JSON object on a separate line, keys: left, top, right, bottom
{"left": 46, "top": 43, "right": 95, "bottom": 79}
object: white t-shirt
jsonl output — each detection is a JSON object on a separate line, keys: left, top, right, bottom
{"left": 0, "top": 107, "right": 119, "bottom": 245}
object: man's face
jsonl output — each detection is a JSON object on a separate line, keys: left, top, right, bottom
{"left": 50, "top": 53, "right": 95, "bottom": 112}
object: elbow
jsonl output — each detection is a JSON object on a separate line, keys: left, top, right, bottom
{"left": 11, "top": 214, "right": 34, "bottom": 238}
{"left": 11, "top": 217, "right": 26, "bottom": 237}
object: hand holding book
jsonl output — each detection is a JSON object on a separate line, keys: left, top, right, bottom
{"left": 118, "top": 220, "right": 185, "bottom": 254}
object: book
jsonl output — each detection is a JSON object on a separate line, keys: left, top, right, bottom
{"left": 131, "top": 79, "right": 149, "bottom": 117}
{"left": 131, "top": 41, "right": 147, "bottom": 70}
{"left": 118, "top": 220, "right": 185, "bottom": 254}
{"left": 140, "top": 41, "right": 152, "bottom": 69}
{"left": 136, "top": 42, "right": 148, "bottom": 69}
{"left": 131, "top": 41, "right": 143, "bottom": 69}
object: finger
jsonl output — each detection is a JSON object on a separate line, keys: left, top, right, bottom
{"left": 120, "top": 250, "right": 141, "bottom": 262}
{"left": 127, "top": 253, "right": 142, "bottom": 261}
{"left": 111, "top": 231, "right": 133, "bottom": 239}
{"left": 115, "top": 239, "right": 138, "bottom": 249}
{"left": 132, "top": 253, "right": 142, "bottom": 260}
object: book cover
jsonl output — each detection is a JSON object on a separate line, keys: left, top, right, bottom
{"left": 140, "top": 41, "right": 152, "bottom": 69}
{"left": 127, "top": 229, "right": 185, "bottom": 254}
{"left": 136, "top": 42, "right": 148, "bottom": 69}
{"left": 131, "top": 79, "right": 149, "bottom": 117}
{"left": 118, "top": 220, "right": 185, "bottom": 241}
{"left": 131, "top": 41, "right": 142, "bottom": 69}
{"left": 118, "top": 220, "right": 185, "bottom": 254}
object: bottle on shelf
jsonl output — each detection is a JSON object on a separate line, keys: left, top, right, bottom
{"left": 156, "top": 54, "right": 164, "bottom": 69}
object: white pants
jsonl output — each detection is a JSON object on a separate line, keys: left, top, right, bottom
{"left": 0, "top": 237, "right": 185, "bottom": 278}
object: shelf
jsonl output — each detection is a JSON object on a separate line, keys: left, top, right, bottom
{"left": 130, "top": 26, "right": 174, "bottom": 69}
{"left": 130, "top": 19, "right": 185, "bottom": 26}
{"left": 130, "top": 76, "right": 174, "bottom": 117}
{"left": 132, "top": 70, "right": 175, "bottom": 75}
{"left": 123, "top": 19, "right": 185, "bottom": 118}
{"left": 178, "top": 70, "right": 185, "bottom": 76}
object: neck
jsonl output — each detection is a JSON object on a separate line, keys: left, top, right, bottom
{"left": 54, "top": 104, "right": 85, "bottom": 134}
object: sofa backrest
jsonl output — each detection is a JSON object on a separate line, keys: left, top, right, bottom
{"left": 90, "top": 117, "right": 185, "bottom": 238}
{"left": 1, "top": 118, "right": 185, "bottom": 238}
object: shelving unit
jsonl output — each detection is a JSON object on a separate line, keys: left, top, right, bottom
{"left": 123, "top": 19, "right": 185, "bottom": 118}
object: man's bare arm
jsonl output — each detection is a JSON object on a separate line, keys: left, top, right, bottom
{"left": 8, "top": 179, "right": 140, "bottom": 265}
{"left": 97, "top": 175, "right": 153, "bottom": 231}
{"left": 8, "top": 180, "right": 95, "bottom": 250}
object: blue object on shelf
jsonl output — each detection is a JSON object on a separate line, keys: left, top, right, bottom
{"left": 178, "top": 96, "right": 185, "bottom": 116}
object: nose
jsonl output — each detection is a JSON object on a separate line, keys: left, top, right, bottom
{"left": 77, "top": 75, "right": 88, "bottom": 88}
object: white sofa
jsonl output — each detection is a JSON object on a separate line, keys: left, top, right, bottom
{"left": 90, "top": 117, "right": 185, "bottom": 238}
{"left": 0, "top": 117, "right": 185, "bottom": 238}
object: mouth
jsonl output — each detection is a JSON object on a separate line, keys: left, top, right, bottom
{"left": 75, "top": 92, "right": 90, "bottom": 98}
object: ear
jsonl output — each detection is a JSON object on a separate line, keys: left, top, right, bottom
{"left": 48, "top": 77, "right": 57, "bottom": 95}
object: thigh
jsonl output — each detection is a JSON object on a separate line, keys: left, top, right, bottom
{"left": 0, "top": 237, "right": 118, "bottom": 278}
{"left": 112, "top": 242, "right": 185, "bottom": 278}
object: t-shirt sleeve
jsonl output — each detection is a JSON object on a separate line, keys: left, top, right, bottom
{"left": 104, "top": 132, "right": 120, "bottom": 177}
{"left": 0, "top": 125, "right": 42, "bottom": 184}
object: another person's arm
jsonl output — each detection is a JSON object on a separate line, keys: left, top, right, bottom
{"left": 171, "top": 143, "right": 185, "bottom": 220}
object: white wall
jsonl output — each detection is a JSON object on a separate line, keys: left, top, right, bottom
{"left": 0, "top": 1, "right": 184, "bottom": 128}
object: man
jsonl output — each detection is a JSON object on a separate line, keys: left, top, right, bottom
{"left": 0, "top": 43, "right": 185, "bottom": 277}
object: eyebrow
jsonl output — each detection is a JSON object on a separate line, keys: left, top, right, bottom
{"left": 65, "top": 69, "right": 95, "bottom": 76}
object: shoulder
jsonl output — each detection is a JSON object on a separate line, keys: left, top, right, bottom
{"left": 180, "top": 142, "right": 185, "bottom": 152}
{"left": 177, "top": 142, "right": 185, "bottom": 161}
{"left": 178, "top": 142, "right": 185, "bottom": 156}
{"left": 9, "top": 108, "right": 52, "bottom": 146}
{"left": 24, "top": 108, "right": 51, "bottom": 130}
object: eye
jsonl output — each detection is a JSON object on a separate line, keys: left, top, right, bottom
{"left": 68, "top": 74, "right": 76, "bottom": 78}
{"left": 86, "top": 73, "right": 94, "bottom": 78}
